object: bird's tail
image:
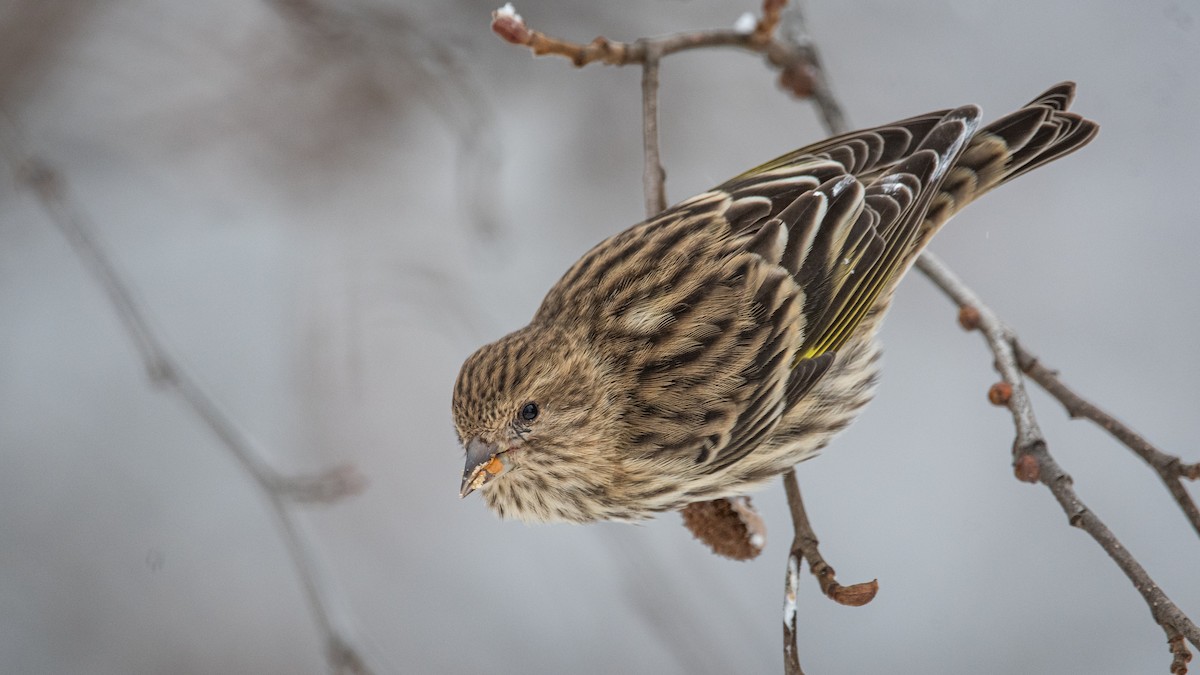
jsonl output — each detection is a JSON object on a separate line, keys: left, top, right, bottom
{"left": 846, "top": 82, "right": 1097, "bottom": 344}
{"left": 715, "top": 83, "right": 1097, "bottom": 359}
{"left": 910, "top": 82, "right": 1099, "bottom": 256}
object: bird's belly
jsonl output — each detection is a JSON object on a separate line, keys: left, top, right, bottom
{"left": 718, "top": 334, "right": 883, "bottom": 491}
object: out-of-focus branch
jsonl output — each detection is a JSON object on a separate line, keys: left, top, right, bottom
{"left": 774, "top": 4, "right": 846, "bottom": 135}
{"left": 0, "top": 1, "right": 98, "bottom": 105}
{"left": 917, "top": 252, "right": 1200, "bottom": 658}
{"left": 0, "top": 116, "right": 372, "bottom": 675}
{"left": 267, "top": 0, "right": 504, "bottom": 239}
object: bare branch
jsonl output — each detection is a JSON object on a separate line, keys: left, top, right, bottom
{"left": 775, "top": 3, "right": 847, "bottom": 134}
{"left": 782, "top": 551, "right": 804, "bottom": 675}
{"left": 489, "top": 1, "right": 829, "bottom": 106}
{"left": 491, "top": 7, "right": 639, "bottom": 66}
{"left": 1015, "top": 347, "right": 1200, "bottom": 537}
{"left": 0, "top": 115, "right": 374, "bottom": 675}
{"left": 916, "top": 251, "right": 1200, "bottom": 653}
{"left": 782, "top": 470, "right": 877, "bottom": 675}
{"left": 640, "top": 42, "right": 666, "bottom": 218}
{"left": 783, "top": 471, "right": 879, "bottom": 607}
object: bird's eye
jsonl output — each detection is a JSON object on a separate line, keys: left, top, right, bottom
{"left": 520, "top": 402, "right": 539, "bottom": 421}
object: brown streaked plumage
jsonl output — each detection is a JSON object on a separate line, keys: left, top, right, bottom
{"left": 452, "top": 83, "right": 1097, "bottom": 523}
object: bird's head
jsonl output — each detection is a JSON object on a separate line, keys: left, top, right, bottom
{"left": 451, "top": 324, "right": 628, "bottom": 522}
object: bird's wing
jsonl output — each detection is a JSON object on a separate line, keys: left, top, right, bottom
{"left": 702, "top": 106, "right": 988, "bottom": 472}
{"left": 720, "top": 105, "right": 983, "bottom": 361}
{"left": 702, "top": 85, "right": 1096, "bottom": 473}
{"left": 538, "top": 107, "right": 985, "bottom": 475}
{"left": 543, "top": 90, "right": 1099, "bottom": 477}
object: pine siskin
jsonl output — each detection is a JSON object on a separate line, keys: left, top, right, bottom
{"left": 453, "top": 83, "right": 1097, "bottom": 523}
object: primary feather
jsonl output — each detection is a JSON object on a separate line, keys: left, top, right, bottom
{"left": 452, "top": 83, "right": 1098, "bottom": 523}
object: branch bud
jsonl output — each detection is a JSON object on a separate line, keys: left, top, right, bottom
{"left": 957, "top": 305, "right": 981, "bottom": 331}
{"left": 830, "top": 579, "right": 879, "bottom": 607}
{"left": 1014, "top": 453, "right": 1041, "bottom": 483}
{"left": 778, "top": 63, "right": 816, "bottom": 99}
{"left": 491, "top": 3, "right": 531, "bottom": 45}
{"left": 988, "top": 381, "right": 1012, "bottom": 406}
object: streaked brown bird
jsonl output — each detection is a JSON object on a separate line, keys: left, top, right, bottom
{"left": 453, "top": 83, "right": 1097, "bottom": 523}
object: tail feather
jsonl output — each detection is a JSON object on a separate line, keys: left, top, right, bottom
{"left": 1030, "top": 81, "right": 1078, "bottom": 111}
{"left": 917, "top": 82, "right": 1099, "bottom": 248}
{"left": 715, "top": 82, "right": 1097, "bottom": 363}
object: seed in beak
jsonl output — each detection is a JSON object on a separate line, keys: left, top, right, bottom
{"left": 484, "top": 455, "right": 505, "bottom": 475}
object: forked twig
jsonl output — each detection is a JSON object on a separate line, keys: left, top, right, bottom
{"left": 1015, "top": 346, "right": 1200, "bottom": 536}
{"left": 917, "top": 252, "right": 1200, "bottom": 657}
{"left": 782, "top": 470, "right": 878, "bottom": 675}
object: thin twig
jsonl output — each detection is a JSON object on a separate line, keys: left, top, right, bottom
{"left": 782, "top": 471, "right": 879, "bottom": 607}
{"left": 781, "top": 470, "right": 878, "bottom": 674}
{"left": 917, "top": 252, "right": 1200, "bottom": 653}
{"left": 491, "top": 2, "right": 826, "bottom": 103}
{"left": 1169, "top": 624, "right": 1194, "bottom": 675}
{"left": 782, "top": 549, "right": 804, "bottom": 675}
{"left": 1015, "top": 347, "right": 1200, "bottom": 537}
{"left": 776, "top": 3, "right": 847, "bottom": 135}
{"left": 640, "top": 42, "right": 666, "bottom": 218}
{"left": 0, "top": 117, "right": 373, "bottom": 675}
{"left": 914, "top": 255, "right": 1045, "bottom": 474}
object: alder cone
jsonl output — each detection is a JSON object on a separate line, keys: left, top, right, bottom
{"left": 681, "top": 496, "right": 766, "bottom": 560}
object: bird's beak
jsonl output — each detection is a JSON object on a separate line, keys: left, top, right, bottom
{"left": 460, "top": 437, "right": 507, "bottom": 498}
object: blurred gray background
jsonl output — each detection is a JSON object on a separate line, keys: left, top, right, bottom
{"left": 2, "top": 0, "right": 1197, "bottom": 673}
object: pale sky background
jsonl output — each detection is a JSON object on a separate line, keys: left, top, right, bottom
{"left": 2, "top": 1, "right": 1198, "bottom": 673}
